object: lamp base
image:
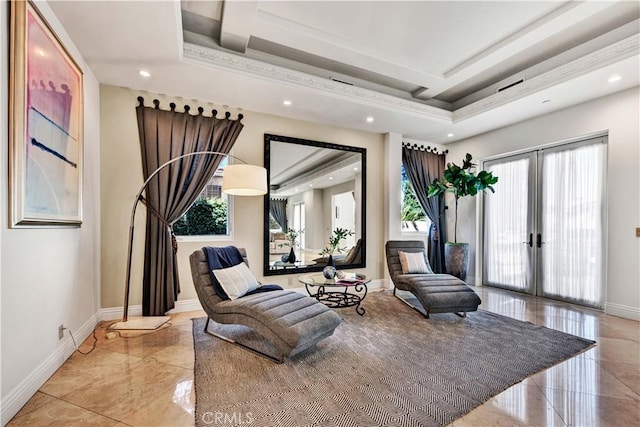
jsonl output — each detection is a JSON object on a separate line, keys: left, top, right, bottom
{"left": 109, "top": 316, "right": 171, "bottom": 330}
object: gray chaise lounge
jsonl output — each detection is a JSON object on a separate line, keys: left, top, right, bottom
{"left": 190, "top": 248, "right": 341, "bottom": 363}
{"left": 385, "top": 240, "right": 481, "bottom": 318}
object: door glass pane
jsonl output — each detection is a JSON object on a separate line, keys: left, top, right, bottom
{"left": 540, "top": 142, "right": 605, "bottom": 308}
{"left": 484, "top": 157, "right": 532, "bottom": 291}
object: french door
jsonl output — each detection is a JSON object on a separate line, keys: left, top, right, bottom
{"left": 483, "top": 136, "right": 606, "bottom": 308}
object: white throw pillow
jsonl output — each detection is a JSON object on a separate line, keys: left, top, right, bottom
{"left": 398, "top": 251, "right": 433, "bottom": 274}
{"left": 213, "top": 263, "right": 260, "bottom": 300}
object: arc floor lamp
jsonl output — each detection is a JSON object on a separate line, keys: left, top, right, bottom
{"left": 110, "top": 151, "right": 267, "bottom": 330}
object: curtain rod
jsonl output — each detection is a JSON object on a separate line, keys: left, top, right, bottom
{"left": 136, "top": 97, "right": 243, "bottom": 120}
{"left": 402, "top": 141, "right": 448, "bottom": 155}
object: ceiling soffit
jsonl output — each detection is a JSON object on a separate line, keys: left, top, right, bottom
{"left": 183, "top": 31, "right": 639, "bottom": 126}
{"left": 181, "top": 1, "right": 640, "bottom": 123}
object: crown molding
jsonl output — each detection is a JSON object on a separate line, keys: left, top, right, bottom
{"left": 182, "top": 43, "right": 451, "bottom": 123}
{"left": 453, "top": 33, "right": 640, "bottom": 122}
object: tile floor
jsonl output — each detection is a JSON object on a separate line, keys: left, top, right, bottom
{"left": 8, "top": 286, "right": 640, "bottom": 426}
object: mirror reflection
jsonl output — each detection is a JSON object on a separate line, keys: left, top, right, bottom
{"left": 263, "top": 134, "right": 366, "bottom": 276}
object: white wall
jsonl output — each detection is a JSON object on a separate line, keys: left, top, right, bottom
{"left": 0, "top": 1, "right": 101, "bottom": 423}
{"left": 445, "top": 87, "right": 640, "bottom": 319}
{"left": 100, "top": 85, "right": 385, "bottom": 309}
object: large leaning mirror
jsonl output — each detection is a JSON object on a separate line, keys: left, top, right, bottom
{"left": 263, "top": 134, "right": 366, "bottom": 276}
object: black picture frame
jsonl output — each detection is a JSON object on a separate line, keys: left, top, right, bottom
{"left": 263, "top": 133, "right": 366, "bottom": 276}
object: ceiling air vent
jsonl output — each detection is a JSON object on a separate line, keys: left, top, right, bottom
{"left": 330, "top": 77, "right": 354, "bottom": 86}
{"left": 497, "top": 78, "right": 525, "bottom": 93}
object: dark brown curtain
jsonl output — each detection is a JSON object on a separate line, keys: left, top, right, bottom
{"left": 402, "top": 146, "right": 447, "bottom": 273}
{"left": 136, "top": 98, "right": 244, "bottom": 316}
{"left": 269, "top": 198, "right": 288, "bottom": 231}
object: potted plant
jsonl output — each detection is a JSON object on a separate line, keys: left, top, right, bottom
{"left": 320, "top": 227, "right": 355, "bottom": 265}
{"left": 281, "top": 229, "right": 303, "bottom": 263}
{"left": 427, "top": 153, "right": 498, "bottom": 280}
{"left": 319, "top": 228, "right": 354, "bottom": 278}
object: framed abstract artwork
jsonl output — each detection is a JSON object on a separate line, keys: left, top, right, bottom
{"left": 9, "top": 0, "right": 83, "bottom": 227}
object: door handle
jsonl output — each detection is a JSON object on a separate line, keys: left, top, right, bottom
{"left": 536, "top": 233, "right": 544, "bottom": 248}
{"left": 522, "top": 233, "right": 533, "bottom": 247}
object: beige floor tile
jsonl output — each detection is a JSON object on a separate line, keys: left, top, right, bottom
{"left": 96, "top": 324, "right": 190, "bottom": 358}
{"left": 598, "top": 360, "right": 640, "bottom": 396}
{"left": 453, "top": 383, "right": 566, "bottom": 426}
{"left": 40, "top": 348, "right": 142, "bottom": 398}
{"left": 542, "top": 388, "right": 640, "bottom": 427}
{"left": 531, "top": 357, "right": 639, "bottom": 401}
{"left": 598, "top": 321, "right": 640, "bottom": 342}
{"left": 534, "top": 314, "right": 600, "bottom": 341}
{"left": 120, "top": 378, "right": 195, "bottom": 427}
{"left": 150, "top": 343, "right": 196, "bottom": 370}
{"left": 7, "top": 398, "right": 120, "bottom": 426}
{"left": 62, "top": 358, "right": 193, "bottom": 421}
{"left": 12, "top": 392, "right": 59, "bottom": 418}
{"left": 581, "top": 337, "right": 640, "bottom": 365}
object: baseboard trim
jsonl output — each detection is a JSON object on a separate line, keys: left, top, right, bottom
{"left": 604, "top": 302, "right": 640, "bottom": 321}
{"left": 100, "top": 299, "right": 204, "bottom": 321}
{"left": 100, "top": 283, "right": 392, "bottom": 320}
{"left": 1, "top": 312, "right": 100, "bottom": 425}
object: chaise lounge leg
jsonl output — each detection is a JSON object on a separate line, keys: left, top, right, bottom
{"left": 204, "top": 317, "right": 285, "bottom": 364}
{"left": 393, "top": 293, "right": 429, "bottom": 318}
{"left": 454, "top": 312, "right": 467, "bottom": 318}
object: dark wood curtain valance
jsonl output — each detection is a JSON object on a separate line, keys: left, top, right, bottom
{"left": 402, "top": 141, "right": 448, "bottom": 156}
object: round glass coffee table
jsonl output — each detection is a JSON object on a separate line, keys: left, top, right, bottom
{"left": 298, "top": 272, "right": 370, "bottom": 316}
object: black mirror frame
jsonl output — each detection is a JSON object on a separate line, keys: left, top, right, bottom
{"left": 263, "top": 133, "right": 366, "bottom": 276}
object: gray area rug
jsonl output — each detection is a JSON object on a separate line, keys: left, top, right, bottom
{"left": 192, "top": 290, "right": 595, "bottom": 427}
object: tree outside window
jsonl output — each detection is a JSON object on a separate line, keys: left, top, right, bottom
{"left": 173, "top": 159, "right": 230, "bottom": 236}
{"left": 401, "top": 165, "right": 430, "bottom": 232}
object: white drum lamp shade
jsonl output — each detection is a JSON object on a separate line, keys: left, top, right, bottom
{"left": 222, "top": 164, "right": 268, "bottom": 196}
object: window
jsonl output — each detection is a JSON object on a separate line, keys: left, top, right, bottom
{"left": 401, "top": 165, "right": 430, "bottom": 233}
{"left": 292, "top": 202, "right": 305, "bottom": 248}
{"left": 173, "top": 158, "right": 231, "bottom": 237}
{"left": 268, "top": 214, "right": 282, "bottom": 232}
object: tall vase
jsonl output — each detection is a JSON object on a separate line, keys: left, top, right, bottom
{"left": 445, "top": 243, "right": 469, "bottom": 282}
{"left": 323, "top": 254, "right": 336, "bottom": 279}
{"left": 288, "top": 247, "right": 296, "bottom": 264}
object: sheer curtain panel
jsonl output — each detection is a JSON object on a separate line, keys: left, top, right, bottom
{"left": 540, "top": 142, "right": 605, "bottom": 307}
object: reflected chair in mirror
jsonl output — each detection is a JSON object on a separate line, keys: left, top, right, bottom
{"left": 190, "top": 247, "right": 341, "bottom": 363}
{"left": 385, "top": 240, "right": 481, "bottom": 319}
{"left": 313, "top": 238, "right": 363, "bottom": 267}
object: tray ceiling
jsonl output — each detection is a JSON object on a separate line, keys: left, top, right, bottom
{"left": 50, "top": 0, "right": 639, "bottom": 143}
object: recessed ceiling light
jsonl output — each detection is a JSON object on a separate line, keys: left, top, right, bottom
{"left": 328, "top": 176, "right": 333, "bottom": 180}
{"left": 37, "top": 49, "right": 45, "bottom": 57}
{"left": 447, "top": 133, "right": 454, "bottom": 137}
{"left": 608, "top": 75, "right": 621, "bottom": 83}
{"left": 139, "top": 70, "right": 151, "bottom": 78}
{"left": 354, "top": 167, "right": 359, "bottom": 171}
{"left": 283, "top": 100, "right": 292, "bottom": 106}
{"left": 309, "top": 183, "right": 313, "bottom": 187}
{"left": 366, "top": 116, "right": 374, "bottom": 123}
